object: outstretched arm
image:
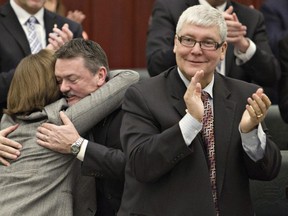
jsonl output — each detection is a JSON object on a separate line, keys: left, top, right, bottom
{"left": 36, "top": 70, "right": 139, "bottom": 153}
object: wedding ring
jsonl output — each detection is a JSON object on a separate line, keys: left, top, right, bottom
{"left": 256, "top": 113, "right": 263, "bottom": 118}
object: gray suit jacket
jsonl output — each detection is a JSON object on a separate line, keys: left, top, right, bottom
{"left": 0, "top": 70, "right": 139, "bottom": 216}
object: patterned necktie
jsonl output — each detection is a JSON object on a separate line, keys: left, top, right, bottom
{"left": 201, "top": 91, "right": 220, "bottom": 215}
{"left": 26, "top": 16, "right": 42, "bottom": 54}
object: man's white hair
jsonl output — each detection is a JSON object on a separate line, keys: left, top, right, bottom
{"left": 176, "top": 4, "right": 227, "bottom": 41}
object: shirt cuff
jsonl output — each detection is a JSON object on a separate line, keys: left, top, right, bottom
{"left": 76, "top": 139, "right": 88, "bottom": 161}
{"left": 240, "top": 123, "right": 266, "bottom": 161}
{"left": 179, "top": 113, "right": 202, "bottom": 146}
{"left": 234, "top": 38, "right": 256, "bottom": 65}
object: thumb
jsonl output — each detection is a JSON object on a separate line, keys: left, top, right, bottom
{"left": 59, "top": 111, "right": 72, "bottom": 125}
{"left": 225, "top": 6, "right": 233, "bottom": 14}
{"left": 0, "top": 124, "right": 19, "bottom": 136}
{"left": 62, "top": 23, "right": 69, "bottom": 30}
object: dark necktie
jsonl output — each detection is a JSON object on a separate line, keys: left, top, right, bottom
{"left": 201, "top": 91, "right": 219, "bottom": 215}
{"left": 26, "top": 16, "right": 42, "bottom": 54}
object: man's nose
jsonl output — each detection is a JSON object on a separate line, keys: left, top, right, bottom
{"left": 60, "top": 80, "right": 70, "bottom": 93}
{"left": 191, "top": 42, "right": 203, "bottom": 54}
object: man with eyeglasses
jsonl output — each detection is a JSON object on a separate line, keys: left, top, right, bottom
{"left": 146, "top": 0, "right": 281, "bottom": 104}
{"left": 118, "top": 5, "right": 281, "bottom": 216}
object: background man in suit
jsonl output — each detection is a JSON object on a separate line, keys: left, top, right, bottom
{"left": 278, "top": 35, "right": 288, "bottom": 123}
{"left": 146, "top": 0, "right": 281, "bottom": 103}
{"left": 119, "top": 5, "right": 281, "bottom": 215}
{"left": 260, "top": 0, "right": 288, "bottom": 59}
{"left": 0, "top": 0, "right": 83, "bottom": 115}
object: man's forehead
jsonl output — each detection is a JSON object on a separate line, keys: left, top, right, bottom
{"left": 179, "top": 24, "right": 220, "bottom": 39}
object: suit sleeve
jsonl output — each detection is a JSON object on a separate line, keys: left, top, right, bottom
{"left": 278, "top": 36, "right": 288, "bottom": 123}
{"left": 46, "top": 70, "right": 139, "bottom": 134}
{"left": 0, "top": 69, "right": 14, "bottom": 103}
{"left": 146, "top": 0, "right": 177, "bottom": 77}
{"left": 82, "top": 140, "right": 125, "bottom": 180}
{"left": 244, "top": 134, "right": 281, "bottom": 181}
{"left": 259, "top": 2, "right": 288, "bottom": 57}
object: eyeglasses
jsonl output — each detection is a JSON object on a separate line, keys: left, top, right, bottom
{"left": 176, "top": 35, "right": 224, "bottom": 51}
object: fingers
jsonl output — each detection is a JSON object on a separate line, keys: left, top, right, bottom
{"left": 0, "top": 138, "right": 21, "bottom": 166}
{"left": 47, "top": 23, "right": 73, "bottom": 50}
{"left": 0, "top": 125, "right": 22, "bottom": 166}
{"left": 61, "top": 24, "right": 73, "bottom": 42}
{"left": 224, "top": 6, "right": 233, "bottom": 15}
{"left": 36, "top": 136, "right": 53, "bottom": 150}
{"left": 59, "top": 111, "right": 72, "bottom": 125}
{"left": 184, "top": 70, "right": 205, "bottom": 122}
{"left": 186, "top": 70, "right": 204, "bottom": 95}
{"left": 0, "top": 124, "right": 19, "bottom": 136}
{"left": 192, "top": 70, "right": 204, "bottom": 85}
{"left": 247, "top": 88, "right": 271, "bottom": 121}
{"left": 224, "top": 11, "right": 247, "bottom": 44}
{"left": 0, "top": 157, "right": 11, "bottom": 166}
{"left": 36, "top": 123, "right": 55, "bottom": 144}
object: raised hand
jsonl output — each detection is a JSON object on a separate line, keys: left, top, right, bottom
{"left": 223, "top": 6, "right": 249, "bottom": 52}
{"left": 184, "top": 70, "right": 205, "bottom": 122}
{"left": 240, "top": 88, "right": 271, "bottom": 133}
{"left": 46, "top": 23, "right": 74, "bottom": 51}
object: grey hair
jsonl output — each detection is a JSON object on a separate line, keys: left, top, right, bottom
{"left": 176, "top": 5, "right": 227, "bottom": 41}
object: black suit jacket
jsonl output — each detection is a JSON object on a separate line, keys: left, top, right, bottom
{"left": 82, "top": 108, "right": 125, "bottom": 215}
{"left": 118, "top": 67, "right": 281, "bottom": 216}
{"left": 260, "top": 0, "right": 288, "bottom": 58}
{"left": 278, "top": 35, "right": 288, "bottom": 123}
{"left": 146, "top": 0, "right": 281, "bottom": 99}
{"left": 0, "top": 2, "right": 83, "bottom": 110}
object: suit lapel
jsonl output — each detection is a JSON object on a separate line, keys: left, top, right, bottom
{"left": 213, "top": 73, "right": 237, "bottom": 196}
{"left": 0, "top": 3, "right": 31, "bottom": 55}
{"left": 43, "top": 10, "right": 57, "bottom": 45}
{"left": 185, "top": 0, "right": 200, "bottom": 7}
{"left": 224, "top": 1, "right": 239, "bottom": 77}
{"left": 166, "top": 67, "right": 187, "bottom": 117}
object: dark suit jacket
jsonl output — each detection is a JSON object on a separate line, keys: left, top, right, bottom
{"left": 0, "top": 2, "right": 83, "bottom": 110}
{"left": 278, "top": 35, "right": 288, "bottom": 123}
{"left": 260, "top": 0, "right": 288, "bottom": 58}
{"left": 82, "top": 108, "right": 125, "bottom": 215}
{"left": 146, "top": 0, "right": 281, "bottom": 100}
{"left": 118, "top": 67, "right": 281, "bottom": 216}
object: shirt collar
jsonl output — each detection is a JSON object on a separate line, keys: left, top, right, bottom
{"left": 11, "top": 0, "right": 44, "bottom": 26}
{"left": 177, "top": 67, "right": 214, "bottom": 98}
{"left": 199, "top": 0, "right": 227, "bottom": 12}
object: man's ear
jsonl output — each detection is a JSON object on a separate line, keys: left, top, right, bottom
{"left": 97, "top": 67, "right": 107, "bottom": 87}
{"left": 173, "top": 35, "right": 178, "bottom": 53}
{"left": 220, "top": 41, "right": 228, "bottom": 60}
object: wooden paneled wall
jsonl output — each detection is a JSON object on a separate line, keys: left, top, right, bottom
{"left": 61, "top": 0, "right": 155, "bottom": 69}
{"left": 0, "top": 0, "right": 264, "bottom": 68}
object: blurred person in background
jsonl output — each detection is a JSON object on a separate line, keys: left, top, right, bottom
{"left": 260, "top": 0, "right": 288, "bottom": 59}
{"left": 0, "top": 0, "right": 83, "bottom": 117}
{"left": 44, "top": 0, "right": 88, "bottom": 39}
